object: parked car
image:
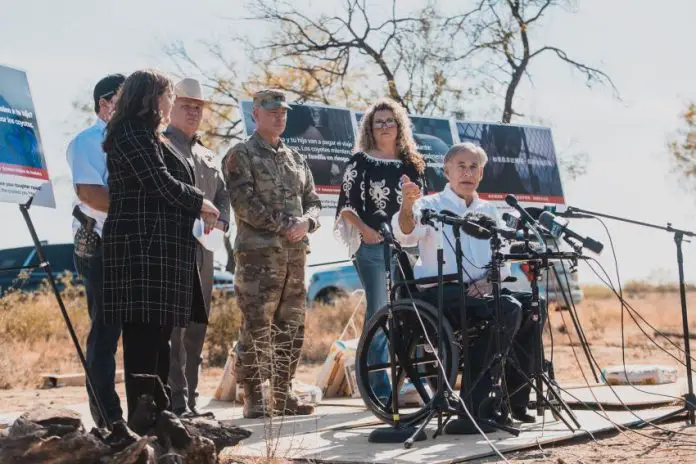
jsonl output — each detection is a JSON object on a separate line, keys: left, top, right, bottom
{"left": 0, "top": 243, "right": 78, "bottom": 297}
{"left": 306, "top": 243, "right": 584, "bottom": 307}
{"left": 0, "top": 243, "right": 237, "bottom": 298}
{"left": 212, "top": 261, "right": 235, "bottom": 297}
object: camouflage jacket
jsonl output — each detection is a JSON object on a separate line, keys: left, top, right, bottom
{"left": 222, "top": 131, "right": 322, "bottom": 252}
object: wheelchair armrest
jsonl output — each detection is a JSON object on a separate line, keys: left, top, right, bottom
{"left": 392, "top": 273, "right": 468, "bottom": 290}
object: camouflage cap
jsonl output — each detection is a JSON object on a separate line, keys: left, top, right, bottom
{"left": 253, "top": 89, "right": 292, "bottom": 110}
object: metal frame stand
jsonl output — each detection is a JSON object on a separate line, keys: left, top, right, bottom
{"left": 567, "top": 205, "right": 696, "bottom": 426}
{"left": 11, "top": 200, "right": 111, "bottom": 430}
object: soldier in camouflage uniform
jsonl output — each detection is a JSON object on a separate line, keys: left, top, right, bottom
{"left": 222, "top": 89, "right": 321, "bottom": 418}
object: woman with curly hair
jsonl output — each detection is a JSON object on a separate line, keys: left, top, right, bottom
{"left": 334, "top": 98, "right": 427, "bottom": 398}
{"left": 102, "top": 69, "right": 219, "bottom": 430}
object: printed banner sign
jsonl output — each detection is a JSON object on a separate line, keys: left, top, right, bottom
{"left": 0, "top": 64, "right": 54, "bottom": 207}
{"left": 240, "top": 100, "right": 358, "bottom": 212}
{"left": 240, "top": 101, "right": 565, "bottom": 215}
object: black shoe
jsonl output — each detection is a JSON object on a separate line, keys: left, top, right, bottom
{"left": 511, "top": 407, "right": 536, "bottom": 423}
{"left": 104, "top": 420, "right": 140, "bottom": 451}
{"left": 172, "top": 406, "right": 188, "bottom": 417}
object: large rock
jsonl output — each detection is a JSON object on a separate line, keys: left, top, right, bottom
{"left": 155, "top": 411, "right": 191, "bottom": 450}
{"left": 23, "top": 431, "right": 110, "bottom": 463}
{"left": 183, "top": 435, "right": 217, "bottom": 464}
{"left": 16, "top": 406, "right": 84, "bottom": 437}
{"left": 109, "top": 436, "right": 157, "bottom": 464}
{"left": 181, "top": 417, "right": 252, "bottom": 453}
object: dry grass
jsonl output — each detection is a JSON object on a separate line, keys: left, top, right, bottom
{"left": 4, "top": 278, "right": 696, "bottom": 463}
{"left": 0, "top": 278, "right": 364, "bottom": 390}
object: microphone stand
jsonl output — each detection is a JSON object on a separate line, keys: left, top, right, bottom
{"left": 566, "top": 205, "right": 696, "bottom": 426}
{"left": 403, "top": 213, "right": 518, "bottom": 447}
{"left": 404, "top": 215, "right": 451, "bottom": 446}
{"left": 513, "top": 234, "right": 581, "bottom": 430}
{"left": 368, "top": 226, "right": 427, "bottom": 444}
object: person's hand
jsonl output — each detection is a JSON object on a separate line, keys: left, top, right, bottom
{"left": 201, "top": 198, "right": 220, "bottom": 218}
{"left": 360, "top": 225, "right": 383, "bottom": 244}
{"left": 467, "top": 278, "right": 493, "bottom": 297}
{"left": 400, "top": 174, "right": 421, "bottom": 210}
{"left": 285, "top": 217, "right": 311, "bottom": 242}
{"left": 201, "top": 212, "right": 217, "bottom": 234}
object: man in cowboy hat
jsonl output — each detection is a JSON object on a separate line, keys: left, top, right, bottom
{"left": 162, "top": 78, "right": 230, "bottom": 416}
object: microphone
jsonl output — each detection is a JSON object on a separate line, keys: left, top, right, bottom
{"left": 509, "top": 240, "right": 543, "bottom": 254}
{"left": 538, "top": 211, "right": 604, "bottom": 254}
{"left": 505, "top": 194, "right": 540, "bottom": 228}
{"left": 440, "top": 209, "right": 492, "bottom": 239}
{"left": 373, "top": 211, "right": 396, "bottom": 244}
{"left": 504, "top": 194, "right": 548, "bottom": 253}
{"left": 503, "top": 212, "right": 520, "bottom": 229}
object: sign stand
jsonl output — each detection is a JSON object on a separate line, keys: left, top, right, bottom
{"left": 9, "top": 196, "right": 112, "bottom": 429}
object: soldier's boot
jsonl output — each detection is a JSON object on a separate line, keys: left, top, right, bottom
{"left": 274, "top": 380, "right": 315, "bottom": 416}
{"left": 242, "top": 382, "right": 270, "bottom": 419}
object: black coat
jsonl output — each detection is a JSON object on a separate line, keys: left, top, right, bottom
{"left": 102, "top": 118, "right": 207, "bottom": 327}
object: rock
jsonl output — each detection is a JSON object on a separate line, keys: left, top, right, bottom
{"left": 17, "top": 406, "right": 83, "bottom": 437}
{"left": 158, "top": 449, "right": 185, "bottom": 464}
{"left": 181, "top": 417, "right": 252, "bottom": 453}
{"left": 22, "top": 431, "right": 110, "bottom": 463}
{"left": 183, "top": 435, "right": 217, "bottom": 464}
{"left": 155, "top": 411, "right": 191, "bottom": 450}
{"left": 109, "top": 436, "right": 157, "bottom": 464}
{"left": 8, "top": 417, "right": 47, "bottom": 438}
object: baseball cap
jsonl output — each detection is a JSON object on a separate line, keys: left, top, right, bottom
{"left": 253, "top": 89, "right": 292, "bottom": 110}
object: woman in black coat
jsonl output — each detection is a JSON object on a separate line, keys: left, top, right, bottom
{"left": 101, "top": 69, "right": 220, "bottom": 428}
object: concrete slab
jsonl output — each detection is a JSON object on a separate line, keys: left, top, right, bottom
{"left": 560, "top": 376, "right": 694, "bottom": 409}
{"left": 0, "top": 393, "right": 685, "bottom": 463}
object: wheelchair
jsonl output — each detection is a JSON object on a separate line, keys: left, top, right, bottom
{"left": 354, "top": 249, "right": 493, "bottom": 427}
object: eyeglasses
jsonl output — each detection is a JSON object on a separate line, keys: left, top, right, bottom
{"left": 373, "top": 118, "right": 397, "bottom": 129}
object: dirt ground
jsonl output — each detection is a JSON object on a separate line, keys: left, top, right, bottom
{"left": 2, "top": 291, "right": 696, "bottom": 463}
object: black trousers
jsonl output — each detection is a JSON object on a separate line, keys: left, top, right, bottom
{"left": 122, "top": 322, "right": 174, "bottom": 421}
{"left": 420, "top": 284, "right": 522, "bottom": 419}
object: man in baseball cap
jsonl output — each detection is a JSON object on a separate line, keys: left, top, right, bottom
{"left": 253, "top": 89, "right": 292, "bottom": 110}
{"left": 67, "top": 72, "right": 126, "bottom": 429}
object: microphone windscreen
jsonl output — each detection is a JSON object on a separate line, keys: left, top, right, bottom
{"left": 525, "top": 207, "right": 546, "bottom": 220}
{"left": 509, "top": 241, "right": 543, "bottom": 254}
{"left": 505, "top": 194, "right": 517, "bottom": 207}
{"left": 538, "top": 211, "right": 556, "bottom": 230}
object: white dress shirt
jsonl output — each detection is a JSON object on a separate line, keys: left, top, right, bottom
{"left": 392, "top": 184, "right": 510, "bottom": 285}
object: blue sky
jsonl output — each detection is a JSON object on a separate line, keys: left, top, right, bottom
{"left": 1, "top": 0, "right": 696, "bottom": 285}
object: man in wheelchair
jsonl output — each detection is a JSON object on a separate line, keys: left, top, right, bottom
{"left": 392, "top": 142, "right": 542, "bottom": 425}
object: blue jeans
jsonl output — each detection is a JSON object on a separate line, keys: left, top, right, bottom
{"left": 74, "top": 247, "right": 123, "bottom": 426}
{"left": 354, "top": 243, "right": 390, "bottom": 396}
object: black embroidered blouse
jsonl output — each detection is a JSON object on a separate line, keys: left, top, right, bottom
{"left": 334, "top": 151, "right": 427, "bottom": 256}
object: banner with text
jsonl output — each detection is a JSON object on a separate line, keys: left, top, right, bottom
{"left": 456, "top": 121, "right": 565, "bottom": 206}
{"left": 0, "top": 64, "right": 54, "bottom": 207}
{"left": 240, "top": 100, "right": 357, "bottom": 213}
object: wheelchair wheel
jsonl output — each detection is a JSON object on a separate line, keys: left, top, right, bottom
{"left": 355, "top": 298, "right": 459, "bottom": 427}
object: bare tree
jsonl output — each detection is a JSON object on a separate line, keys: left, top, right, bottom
{"left": 668, "top": 102, "right": 696, "bottom": 191}
{"left": 163, "top": 41, "right": 245, "bottom": 152}
{"left": 445, "top": 0, "right": 619, "bottom": 122}
{"left": 246, "top": 0, "right": 471, "bottom": 116}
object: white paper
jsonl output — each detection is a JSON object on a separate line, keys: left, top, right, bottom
{"left": 192, "top": 218, "right": 224, "bottom": 251}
